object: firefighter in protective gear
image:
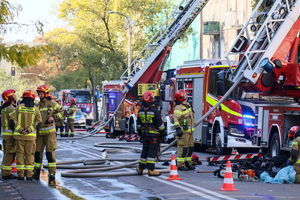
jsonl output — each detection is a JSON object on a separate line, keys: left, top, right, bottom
{"left": 173, "top": 90, "right": 195, "bottom": 171}
{"left": 1, "top": 89, "right": 17, "bottom": 180}
{"left": 136, "top": 91, "right": 166, "bottom": 176}
{"left": 288, "top": 126, "right": 300, "bottom": 183}
{"left": 11, "top": 90, "right": 42, "bottom": 180}
{"left": 34, "top": 85, "right": 63, "bottom": 185}
{"left": 55, "top": 99, "right": 65, "bottom": 137}
{"left": 65, "top": 98, "right": 76, "bottom": 137}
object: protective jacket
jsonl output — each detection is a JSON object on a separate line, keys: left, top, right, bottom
{"left": 12, "top": 104, "right": 42, "bottom": 141}
{"left": 67, "top": 105, "right": 76, "bottom": 119}
{"left": 137, "top": 105, "right": 165, "bottom": 136}
{"left": 38, "top": 99, "right": 63, "bottom": 135}
{"left": 291, "top": 137, "right": 300, "bottom": 163}
{"left": 173, "top": 102, "right": 195, "bottom": 133}
{"left": 1, "top": 104, "right": 16, "bottom": 139}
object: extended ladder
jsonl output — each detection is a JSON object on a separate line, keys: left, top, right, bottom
{"left": 122, "top": 0, "right": 209, "bottom": 91}
{"left": 226, "top": 0, "right": 300, "bottom": 83}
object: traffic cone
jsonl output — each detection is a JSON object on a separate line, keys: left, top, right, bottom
{"left": 219, "top": 161, "right": 238, "bottom": 191}
{"left": 167, "top": 153, "right": 181, "bottom": 181}
{"left": 11, "top": 159, "right": 17, "bottom": 173}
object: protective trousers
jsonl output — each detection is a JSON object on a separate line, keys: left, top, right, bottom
{"left": 1, "top": 138, "right": 15, "bottom": 176}
{"left": 34, "top": 132, "right": 57, "bottom": 175}
{"left": 56, "top": 119, "right": 65, "bottom": 135}
{"left": 294, "top": 163, "right": 300, "bottom": 184}
{"left": 176, "top": 132, "right": 194, "bottom": 168}
{"left": 66, "top": 119, "right": 75, "bottom": 136}
{"left": 139, "top": 136, "right": 160, "bottom": 170}
{"left": 15, "top": 139, "right": 35, "bottom": 178}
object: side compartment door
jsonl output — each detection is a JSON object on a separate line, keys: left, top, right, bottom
{"left": 257, "top": 107, "right": 269, "bottom": 147}
{"left": 193, "top": 78, "right": 203, "bottom": 143}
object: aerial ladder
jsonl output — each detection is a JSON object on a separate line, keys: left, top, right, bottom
{"left": 92, "top": 0, "right": 210, "bottom": 133}
{"left": 122, "top": 0, "right": 209, "bottom": 91}
{"left": 226, "top": 0, "right": 300, "bottom": 86}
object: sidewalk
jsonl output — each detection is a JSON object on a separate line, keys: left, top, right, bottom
{"left": 0, "top": 178, "right": 63, "bottom": 200}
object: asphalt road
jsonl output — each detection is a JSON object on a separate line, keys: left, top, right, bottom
{"left": 1, "top": 132, "right": 299, "bottom": 200}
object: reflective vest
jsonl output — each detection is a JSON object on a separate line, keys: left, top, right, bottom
{"left": 12, "top": 104, "right": 42, "bottom": 141}
{"left": 1, "top": 104, "right": 15, "bottom": 139}
{"left": 38, "top": 99, "right": 63, "bottom": 135}
{"left": 173, "top": 102, "right": 195, "bottom": 133}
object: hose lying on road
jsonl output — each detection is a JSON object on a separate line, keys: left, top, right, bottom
{"left": 61, "top": 169, "right": 170, "bottom": 178}
{"left": 61, "top": 139, "right": 176, "bottom": 178}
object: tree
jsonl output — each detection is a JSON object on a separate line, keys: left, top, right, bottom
{"left": 0, "top": 0, "right": 48, "bottom": 67}
{"left": 45, "top": 0, "right": 173, "bottom": 91}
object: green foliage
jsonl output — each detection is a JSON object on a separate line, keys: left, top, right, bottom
{"left": 0, "top": 0, "right": 49, "bottom": 67}
{"left": 46, "top": 0, "right": 174, "bottom": 89}
{"left": 0, "top": 69, "right": 43, "bottom": 99}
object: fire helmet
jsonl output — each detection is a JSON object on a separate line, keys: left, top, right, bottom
{"left": 174, "top": 90, "right": 187, "bottom": 102}
{"left": 22, "top": 90, "right": 35, "bottom": 99}
{"left": 70, "top": 98, "right": 76, "bottom": 104}
{"left": 288, "top": 126, "right": 300, "bottom": 140}
{"left": 142, "top": 91, "right": 155, "bottom": 103}
{"left": 36, "top": 85, "right": 50, "bottom": 97}
{"left": 2, "top": 89, "right": 16, "bottom": 102}
{"left": 192, "top": 153, "right": 200, "bottom": 165}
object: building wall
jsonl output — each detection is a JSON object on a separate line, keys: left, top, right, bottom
{"left": 201, "top": 0, "right": 253, "bottom": 59}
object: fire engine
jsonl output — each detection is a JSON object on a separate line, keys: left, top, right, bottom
{"left": 58, "top": 89, "right": 94, "bottom": 125}
{"left": 99, "top": 0, "right": 208, "bottom": 137}
{"left": 171, "top": 0, "right": 300, "bottom": 156}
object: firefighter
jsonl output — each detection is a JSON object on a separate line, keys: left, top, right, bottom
{"left": 1, "top": 89, "right": 17, "bottom": 180}
{"left": 11, "top": 90, "right": 42, "bottom": 180}
{"left": 173, "top": 90, "right": 195, "bottom": 171}
{"left": 136, "top": 91, "right": 166, "bottom": 176}
{"left": 288, "top": 126, "right": 300, "bottom": 184}
{"left": 34, "top": 85, "right": 63, "bottom": 185}
{"left": 55, "top": 99, "right": 65, "bottom": 137}
{"left": 65, "top": 98, "right": 76, "bottom": 137}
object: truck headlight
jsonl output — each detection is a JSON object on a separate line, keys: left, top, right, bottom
{"left": 229, "top": 127, "right": 245, "bottom": 137}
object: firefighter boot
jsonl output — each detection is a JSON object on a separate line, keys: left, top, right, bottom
{"left": 33, "top": 169, "right": 41, "bottom": 180}
{"left": 148, "top": 169, "right": 161, "bottom": 176}
{"left": 136, "top": 167, "right": 144, "bottom": 175}
{"left": 48, "top": 174, "right": 56, "bottom": 186}
{"left": 2, "top": 174, "right": 17, "bottom": 180}
{"left": 185, "top": 162, "right": 195, "bottom": 170}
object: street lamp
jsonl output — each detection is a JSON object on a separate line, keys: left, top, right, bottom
{"left": 107, "top": 11, "right": 132, "bottom": 77}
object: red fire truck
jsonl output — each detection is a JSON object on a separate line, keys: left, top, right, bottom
{"left": 58, "top": 89, "right": 94, "bottom": 125}
{"left": 174, "top": 24, "right": 300, "bottom": 156}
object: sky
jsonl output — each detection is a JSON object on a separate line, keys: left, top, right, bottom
{"left": 3, "top": 0, "right": 64, "bottom": 42}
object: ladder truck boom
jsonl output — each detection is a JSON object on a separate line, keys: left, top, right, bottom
{"left": 123, "top": 0, "right": 209, "bottom": 91}
{"left": 227, "top": 0, "right": 300, "bottom": 85}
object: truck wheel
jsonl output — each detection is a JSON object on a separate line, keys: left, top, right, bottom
{"left": 269, "top": 133, "right": 280, "bottom": 157}
{"left": 215, "top": 132, "right": 226, "bottom": 155}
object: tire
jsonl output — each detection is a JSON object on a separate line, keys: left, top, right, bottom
{"left": 215, "top": 132, "right": 226, "bottom": 155}
{"left": 268, "top": 133, "right": 280, "bottom": 157}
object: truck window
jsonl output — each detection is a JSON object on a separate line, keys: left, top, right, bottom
{"left": 208, "top": 69, "right": 219, "bottom": 97}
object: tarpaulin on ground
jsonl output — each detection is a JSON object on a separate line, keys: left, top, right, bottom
{"left": 260, "top": 165, "right": 295, "bottom": 184}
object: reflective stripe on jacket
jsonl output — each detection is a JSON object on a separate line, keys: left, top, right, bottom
{"left": 173, "top": 102, "right": 195, "bottom": 133}
{"left": 137, "top": 105, "right": 165, "bottom": 136}
{"left": 38, "top": 99, "right": 63, "bottom": 134}
{"left": 67, "top": 105, "right": 76, "bottom": 119}
{"left": 1, "top": 104, "right": 15, "bottom": 139}
{"left": 11, "top": 104, "right": 42, "bottom": 141}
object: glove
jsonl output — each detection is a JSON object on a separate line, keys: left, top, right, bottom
{"left": 176, "top": 127, "right": 183, "bottom": 137}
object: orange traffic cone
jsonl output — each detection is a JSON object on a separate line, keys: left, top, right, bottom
{"left": 11, "top": 159, "right": 17, "bottom": 173}
{"left": 167, "top": 152, "right": 181, "bottom": 181}
{"left": 219, "top": 161, "right": 238, "bottom": 191}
